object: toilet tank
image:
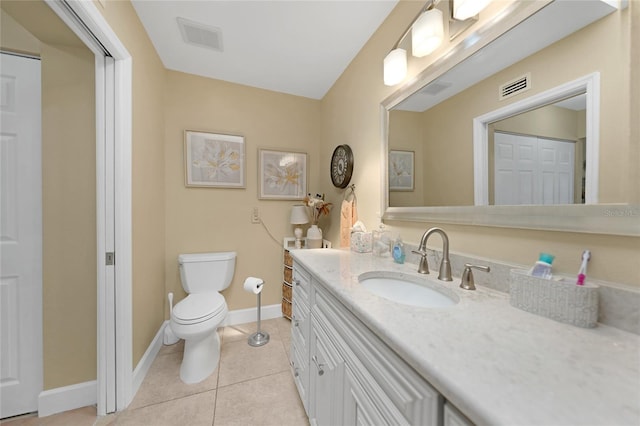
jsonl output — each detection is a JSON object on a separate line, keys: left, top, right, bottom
{"left": 178, "top": 252, "right": 237, "bottom": 293}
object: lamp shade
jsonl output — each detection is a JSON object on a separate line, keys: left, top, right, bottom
{"left": 453, "top": 0, "right": 491, "bottom": 21}
{"left": 383, "top": 48, "right": 407, "bottom": 86}
{"left": 290, "top": 205, "right": 309, "bottom": 225}
{"left": 412, "top": 8, "right": 444, "bottom": 58}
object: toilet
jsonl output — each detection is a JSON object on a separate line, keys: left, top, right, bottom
{"left": 170, "top": 251, "right": 236, "bottom": 384}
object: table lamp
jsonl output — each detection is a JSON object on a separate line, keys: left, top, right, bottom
{"left": 290, "top": 205, "right": 310, "bottom": 249}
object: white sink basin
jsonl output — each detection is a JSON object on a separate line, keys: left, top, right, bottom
{"left": 359, "top": 271, "right": 459, "bottom": 308}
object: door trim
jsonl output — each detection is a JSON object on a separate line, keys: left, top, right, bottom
{"left": 44, "top": 0, "right": 132, "bottom": 415}
{"left": 473, "top": 72, "right": 600, "bottom": 205}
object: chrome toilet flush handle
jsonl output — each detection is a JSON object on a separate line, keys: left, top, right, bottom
{"left": 460, "top": 263, "right": 490, "bottom": 290}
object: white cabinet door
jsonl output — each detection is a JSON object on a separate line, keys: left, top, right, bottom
{"left": 343, "top": 367, "right": 388, "bottom": 426}
{"left": 309, "top": 316, "right": 344, "bottom": 426}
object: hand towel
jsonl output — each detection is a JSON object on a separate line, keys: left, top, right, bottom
{"left": 340, "top": 199, "right": 358, "bottom": 248}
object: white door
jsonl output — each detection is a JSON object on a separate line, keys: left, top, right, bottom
{"left": 0, "top": 53, "right": 43, "bottom": 418}
{"left": 539, "top": 137, "right": 574, "bottom": 204}
{"left": 494, "top": 132, "right": 574, "bottom": 205}
{"left": 494, "top": 132, "right": 538, "bottom": 205}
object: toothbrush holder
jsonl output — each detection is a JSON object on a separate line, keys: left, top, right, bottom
{"left": 509, "top": 269, "right": 599, "bottom": 328}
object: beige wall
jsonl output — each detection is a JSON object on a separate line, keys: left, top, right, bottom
{"left": 320, "top": 1, "right": 639, "bottom": 287}
{"left": 164, "top": 71, "right": 321, "bottom": 311}
{"left": 97, "top": 0, "right": 167, "bottom": 367}
{"left": 388, "top": 110, "right": 424, "bottom": 206}
{"left": 41, "top": 43, "right": 97, "bottom": 389}
{"left": 0, "top": 10, "right": 41, "bottom": 54}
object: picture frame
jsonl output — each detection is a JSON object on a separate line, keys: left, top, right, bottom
{"left": 258, "top": 148, "right": 307, "bottom": 200}
{"left": 184, "top": 131, "right": 245, "bottom": 188}
{"left": 389, "top": 150, "right": 414, "bottom": 191}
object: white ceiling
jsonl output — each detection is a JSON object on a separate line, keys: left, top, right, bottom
{"left": 131, "top": 0, "right": 398, "bottom": 100}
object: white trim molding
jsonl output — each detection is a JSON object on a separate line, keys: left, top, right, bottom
{"left": 222, "top": 304, "right": 283, "bottom": 327}
{"left": 38, "top": 381, "right": 97, "bottom": 418}
{"left": 473, "top": 72, "right": 600, "bottom": 205}
{"left": 44, "top": 0, "right": 133, "bottom": 416}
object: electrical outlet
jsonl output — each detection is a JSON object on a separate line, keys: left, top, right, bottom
{"left": 251, "top": 207, "right": 260, "bottom": 224}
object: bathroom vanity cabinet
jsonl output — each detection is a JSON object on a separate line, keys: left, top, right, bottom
{"left": 290, "top": 260, "right": 468, "bottom": 426}
{"left": 288, "top": 249, "right": 640, "bottom": 425}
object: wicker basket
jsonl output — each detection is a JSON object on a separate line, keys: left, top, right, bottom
{"left": 509, "top": 269, "right": 599, "bottom": 328}
{"left": 284, "top": 250, "right": 293, "bottom": 267}
{"left": 281, "top": 298, "right": 292, "bottom": 319}
{"left": 282, "top": 282, "right": 292, "bottom": 301}
{"left": 284, "top": 267, "right": 293, "bottom": 284}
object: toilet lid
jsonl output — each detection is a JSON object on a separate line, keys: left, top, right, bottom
{"left": 173, "top": 292, "right": 226, "bottom": 323}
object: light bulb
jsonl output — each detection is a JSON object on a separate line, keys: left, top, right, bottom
{"left": 383, "top": 48, "right": 407, "bottom": 86}
{"left": 453, "top": 0, "right": 491, "bottom": 21}
{"left": 411, "top": 8, "right": 444, "bottom": 58}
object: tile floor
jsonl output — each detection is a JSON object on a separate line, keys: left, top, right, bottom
{"left": 2, "top": 318, "right": 309, "bottom": 426}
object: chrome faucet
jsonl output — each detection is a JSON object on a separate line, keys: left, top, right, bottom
{"left": 411, "top": 227, "right": 452, "bottom": 281}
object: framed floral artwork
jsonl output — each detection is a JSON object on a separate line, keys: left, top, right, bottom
{"left": 258, "top": 148, "right": 307, "bottom": 200}
{"left": 184, "top": 131, "right": 245, "bottom": 188}
{"left": 389, "top": 150, "right": 414, "bottom": 191}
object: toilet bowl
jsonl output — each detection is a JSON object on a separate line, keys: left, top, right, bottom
{"left": 169, "top": 252, "right": 236, "bottom": 384}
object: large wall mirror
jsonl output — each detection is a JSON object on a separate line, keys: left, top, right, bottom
{"left": 381, "top": 0, "right": 639, "bottom": 236}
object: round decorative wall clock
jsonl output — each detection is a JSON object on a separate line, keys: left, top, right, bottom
{"left": 330, "top": 144, "right": 354, "bottom": 189}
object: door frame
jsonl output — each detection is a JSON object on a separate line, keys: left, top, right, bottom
{"left": 45, "top": 0, "right": 132, "bottom": 415}
{"left": 473, "top": 72, "right": 600, "bottom": 205}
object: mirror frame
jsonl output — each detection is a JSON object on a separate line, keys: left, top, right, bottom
{"left": 381, "top": 0, "right": 639, "bottom": 236}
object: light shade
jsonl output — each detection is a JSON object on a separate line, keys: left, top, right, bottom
{"left": 383, "top": 48, "right": 407, "bottom": 86}
{"left": 453, "top": 0, "right": 491, "bottom": 21}
{"left": 290, "top": 205, "right": 309, "bottom": 225}
{"left": 411, "top": 8, "right": 444, "bottom": 57}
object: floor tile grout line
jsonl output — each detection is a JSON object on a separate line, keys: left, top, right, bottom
{"left": 216, "top": 368, "right": 293, "bottom": 391}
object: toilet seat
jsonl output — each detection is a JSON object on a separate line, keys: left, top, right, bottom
{"left": 172, "top": 292, "right": 227, "bottom": 325}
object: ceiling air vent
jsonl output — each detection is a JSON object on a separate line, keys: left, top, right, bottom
{"left": 499, "top": 73, "right": 531, "bottom": 101}
{"left": 177, "top": 17, "right": 223, "bottom": 52}
{"left": 419, "top": 81, "right": 452, "bottom": 96}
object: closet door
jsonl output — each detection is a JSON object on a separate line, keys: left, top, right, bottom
{"left": 0, "top": 52, "right": 43, "bottom": 419}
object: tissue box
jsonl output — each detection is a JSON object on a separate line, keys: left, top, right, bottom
{"left": 351, "top": 231, "right": 372, "bottom": 253}
{"left": 509, "top": 269, "right": 599, "bottom": 328}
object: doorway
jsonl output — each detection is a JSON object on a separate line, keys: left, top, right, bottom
{"left": 0, "top": 0, "right": 133, "bottom": 417}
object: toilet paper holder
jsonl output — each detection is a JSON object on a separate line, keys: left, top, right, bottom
{"left": 244, "top": 277, "right": 270, "bottom": 347}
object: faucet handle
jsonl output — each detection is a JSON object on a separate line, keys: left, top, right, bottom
{"left": 411, "top": 250, "right": 430, "bottom": 274}
{"left": 460, "top": 263, "right": 490, "bottom": 290}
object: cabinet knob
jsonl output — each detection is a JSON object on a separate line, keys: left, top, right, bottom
{"left": 312, "top": 355, "right": 325, "bottom": 376}
{"left": 294, "top": 279, "right": 300, "bottom": 286}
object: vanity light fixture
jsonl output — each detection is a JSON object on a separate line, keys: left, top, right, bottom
{"left": 383, "top": 0, "right": 443, "bottom": 86}
{"left": 383, "top": 48, "right": 408, "bottom": 86}
{"left": 412, "top": 6, "right": 444, "bottom": 57}
{"left": 383, "top": 0, "right": 492, "bottom": 86}
{"left": 452, "top": 0, "right": 491, "bottom": 21}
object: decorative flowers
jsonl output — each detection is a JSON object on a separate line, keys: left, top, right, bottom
{"left": 304, "top": 193, "right": 333, "bottom": 225}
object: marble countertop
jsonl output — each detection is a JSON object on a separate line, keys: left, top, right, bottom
{"left": 291, "top": 248, "right": 640, "bottom": 426}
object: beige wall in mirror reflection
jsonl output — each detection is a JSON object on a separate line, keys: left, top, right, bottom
{"left": 388, "top": 8, "right": 630, "bottom": 207}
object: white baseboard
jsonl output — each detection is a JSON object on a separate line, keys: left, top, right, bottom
{"left": 38, "top": 381, "right": 96, "bottom": 418}
{"left": 36, "top": 304, "right": 283, "bottom": 417}
{"left": 222, "top": 303, "right": 282, "bottom": 327}
{"left": 131, "top": 320, "right": 166, "bottom": 398}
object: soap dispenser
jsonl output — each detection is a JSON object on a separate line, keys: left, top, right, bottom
{"left": 372, "top": 223, "right": 391, "bottom": 257}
